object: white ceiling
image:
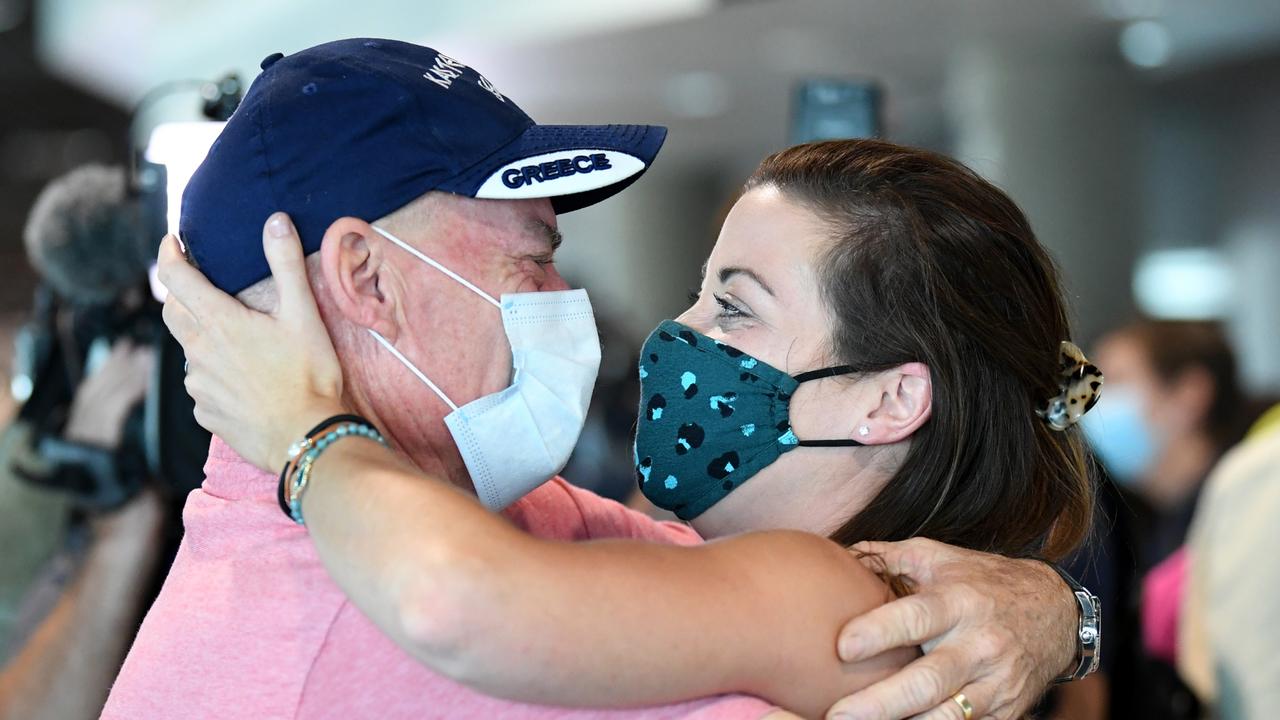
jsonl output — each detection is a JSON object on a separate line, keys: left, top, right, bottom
{"left": 452, "top": 0, "right": 1280, "bottom": 175}
{"left": 35, "top": 0, "right": 1280, "bottom": 178}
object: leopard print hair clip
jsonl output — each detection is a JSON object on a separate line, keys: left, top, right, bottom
{"left": 1037, "top": 341, "right": 1104, "bottom": 432}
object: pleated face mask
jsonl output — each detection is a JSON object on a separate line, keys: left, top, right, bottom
{"left": 633, "top": 320, "right": 863, "bottom": 520}
{"left": 368, "top": 226, "right": 600, "bottom": 510}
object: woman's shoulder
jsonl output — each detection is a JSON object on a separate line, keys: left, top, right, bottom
{"left": 710, "top": 530, "right": 893, "bottom": 610}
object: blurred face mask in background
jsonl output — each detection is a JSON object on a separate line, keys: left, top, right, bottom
{"left": 1082, "top": 384, "right": 1163, "bottom": 486}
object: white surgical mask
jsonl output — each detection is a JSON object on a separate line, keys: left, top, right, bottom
{"left": 367, "top": 225, "right": 600, "bottom": 510}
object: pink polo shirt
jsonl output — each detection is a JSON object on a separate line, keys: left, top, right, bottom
{"left": 102, "top": 439, "right": 772, "bottom": 719}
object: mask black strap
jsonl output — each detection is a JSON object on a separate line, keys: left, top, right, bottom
{"left": 791, "top": 365, "right": 863, "bottom": 447}
{"left": 796, "top": 438, "right": 865, "bottom": 447}
{"left": 792, "top": 365, "right": 858, "bottom": 383}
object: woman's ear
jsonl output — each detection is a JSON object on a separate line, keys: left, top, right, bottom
{"left": 864, "top": 362, "right": 932, "bottom": 443}
{"left": 318, "top": 217, "right": 398, "bottom": 339}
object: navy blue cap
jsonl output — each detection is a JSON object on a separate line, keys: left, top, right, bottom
{"left": 180, "top": 38, "right": 667, "bottom": 294}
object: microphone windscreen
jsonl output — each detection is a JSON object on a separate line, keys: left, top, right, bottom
{"left": 23, "top": 164, "right": 156, "bottom": 305}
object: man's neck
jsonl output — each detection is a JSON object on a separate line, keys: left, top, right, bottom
{"left": 343, "top": 388, "right": 475, "bottom": 494}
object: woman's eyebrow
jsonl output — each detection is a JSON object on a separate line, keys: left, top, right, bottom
{"left": 718, "top": 266, "right": 776, "bottom": 297}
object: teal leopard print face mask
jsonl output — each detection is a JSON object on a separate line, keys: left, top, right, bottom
{"left": 634, "top": 320, "right": 864, "bottom": 520}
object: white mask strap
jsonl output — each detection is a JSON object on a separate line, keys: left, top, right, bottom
{"left": 368, "top": 329, "right": 459, "bottom": 412}
{"left": 371, "top": 225, "right": 501, "bottom": 308}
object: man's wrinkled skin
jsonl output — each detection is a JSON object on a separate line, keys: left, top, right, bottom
{"left": 833, "top": 538, "right": 1077, "bottom": 720}
{"left": 160, "top": 215, "right": 1080, "bottom": 720}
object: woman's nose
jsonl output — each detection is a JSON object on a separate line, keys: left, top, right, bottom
{"left": 674, "top": 306, "right": 714, "bottom": 335}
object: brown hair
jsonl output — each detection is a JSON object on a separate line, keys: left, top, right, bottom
{"left": 1114, "top": 319, "right": 1247, "bottom": 454}
{"left": 745, "top": 139, "right": 1092, "bottom": 560}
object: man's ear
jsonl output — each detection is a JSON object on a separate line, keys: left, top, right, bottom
{"left": 864, "top": 362, "right": 932, "bottom": 444}
{"left": 318, "top": 217, "right": 398, "bottom": 339}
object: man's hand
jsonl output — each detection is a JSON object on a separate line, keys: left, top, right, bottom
{"left": 826, "top": 538, "right": 1077, "bottom": 720}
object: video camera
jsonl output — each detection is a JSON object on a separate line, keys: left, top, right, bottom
{"left": 7, "top": 74, "right": 244, "bottom": 510}
{"left": 11, "top": 175, "right": 208, "bottom": 510}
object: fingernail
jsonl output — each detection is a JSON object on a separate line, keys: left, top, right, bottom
{"left": 267, "top": 212, "right": 292, "bottom": 238}
{"left": 839, "top": 635, "right": 863, "bottom": 661}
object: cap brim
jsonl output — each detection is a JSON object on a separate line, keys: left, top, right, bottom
{"left": 442, "top": 123, "right": 667, "bottom": 214}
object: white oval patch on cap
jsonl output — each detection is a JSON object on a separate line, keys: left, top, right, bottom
{"left": 474, "top": 149, "right": 645, "bottom": 200}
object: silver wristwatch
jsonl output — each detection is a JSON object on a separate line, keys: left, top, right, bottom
{"left": 1048, "top": 563, "right": 1101, "bottom": 683}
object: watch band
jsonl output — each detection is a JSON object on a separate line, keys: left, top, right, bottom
{"left": 1047, "top": 562, "right": 1101, "bottom": 683}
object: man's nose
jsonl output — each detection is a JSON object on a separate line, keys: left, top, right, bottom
{"left": 542, "top": 264, "right": 570, "bottom": 292}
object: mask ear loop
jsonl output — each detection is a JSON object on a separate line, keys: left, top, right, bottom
{"left": 792, "top": 362, "right": 954, "bottom": 535}
{"left": 792, "top": 365, "right": 857, "bottom": 383}
{"left": 368, "top": 330, "right": 459, "bottom": 412}
{"left": 790, "top": 364, "right": 865, "bottom": 447}
{"left": 796, "top": 438, "right": 865, "bottom": 447}
{"left": 365, "top": 225, "right": 503, "bottom": 413}
{"left": 370, "top": 225, "right": 501, "bottom": 309}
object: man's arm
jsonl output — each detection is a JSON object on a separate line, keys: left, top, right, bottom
{"left": 0, "top": 489, "right": 164, "bottom": 720}
{"left": 826, "top": 538, "right": 1080, "bottom": 720}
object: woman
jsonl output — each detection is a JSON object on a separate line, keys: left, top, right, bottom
{"left": 163, "top": 140, "right": 1097, "bottom": 718}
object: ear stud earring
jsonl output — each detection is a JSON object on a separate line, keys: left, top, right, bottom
{"left": 858, "top": 425, "right": 871, "bottom": 437}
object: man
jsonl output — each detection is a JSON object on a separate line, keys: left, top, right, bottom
{"left": 131, "top": 39, "right": 1092, "bottom": 719}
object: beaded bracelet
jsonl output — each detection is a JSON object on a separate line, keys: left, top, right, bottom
{"left": 277, "top": 417, "right": 387, "bottom": 525}
{"left": 270, "top": 412, "right": 371, "bottom": 517}
{"left": 276, "top": 414, "right": 375, "bottom": 517}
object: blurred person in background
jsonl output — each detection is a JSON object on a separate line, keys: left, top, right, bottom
{"left": 0, "top": 344, "right": 163, "bottom": 720}
{"left": 1085, "top": 319, "right": 1248, "bottom": 567}
{"left": 151, "top": 40, "right": 1100, "bottom": 719}
{"left": 1082, "top": 319, "right": 1254, "bottom": 719}
{"left": 1179, "top": 404, "right": 1280, "bottom": 719}
{"left": 0, "top": 164, "right": 206, "bottom": 718}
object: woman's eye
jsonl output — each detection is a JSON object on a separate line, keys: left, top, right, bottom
{"left": 714, "top": 294, "right": 745, "bottom": 319}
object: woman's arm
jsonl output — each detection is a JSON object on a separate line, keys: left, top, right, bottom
{"left": 162, "top": 218, "right": 1082, "bottom": 720}
{"left": 302, "top": 436, "right": 911, "bottom": 719}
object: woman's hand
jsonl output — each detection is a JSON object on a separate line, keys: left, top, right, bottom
{"left": 158, "top": 212, "right": 347, "bottom": 471}
{"left": 827, "top": 538, "right": 1078, "bottom": 720}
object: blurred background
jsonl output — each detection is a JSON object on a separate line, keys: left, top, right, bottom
{"left": 0, "top": 0, "right": 1277, "bottom": 718}
{"left": 2, "top": 0, "right": 1279, "bottom": 369}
